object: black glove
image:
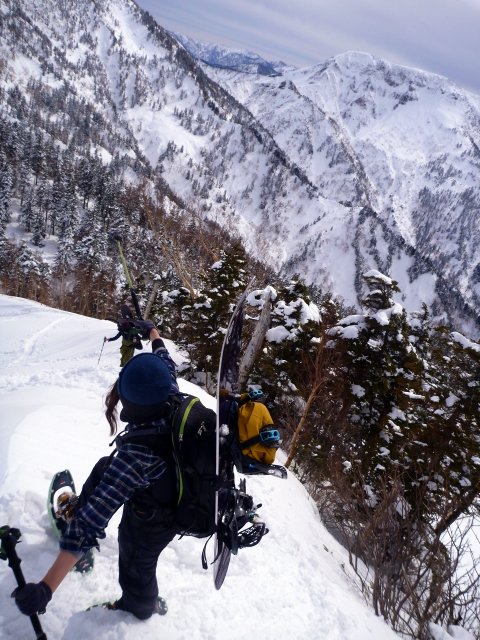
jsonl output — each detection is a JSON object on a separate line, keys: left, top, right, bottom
{"left": 12, "top": 581, "right": 52, "bottom": 616}
{"left": 132, "top": 319, "right": 155, "bottom": 339}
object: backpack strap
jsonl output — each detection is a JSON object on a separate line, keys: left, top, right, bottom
{"left": 176, "top": 396, "right": 200, "bottom": 446}
{"left": 114, "top": 394, "right": 188, "bottom": 450}
{"left": 114, "top": 420, "right": 173, "bottom": 449}
{"left": 171, "top": 395, "right": 202, "bottom": 510}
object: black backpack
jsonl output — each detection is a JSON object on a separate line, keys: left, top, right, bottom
{"left": 170, "top": 394, "right": 218, "bottom": 538}
{"left": 114, "top": 394, "right": 219, "bottom": 538}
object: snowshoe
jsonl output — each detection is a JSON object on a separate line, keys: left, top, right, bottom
{"left": 88, "top": 596, "right": 168, "bottom": 616}
{"left": 48, "top": 469, "right": 95, "bottom": 573}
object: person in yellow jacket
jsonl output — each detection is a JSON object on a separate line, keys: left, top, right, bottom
{"left": 237, "top": 394, "right": 280, "bottom": 465}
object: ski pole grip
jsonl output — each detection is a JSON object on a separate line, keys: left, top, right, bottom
{"left": 0, "top": 526, "right": 48, "bottom": 640}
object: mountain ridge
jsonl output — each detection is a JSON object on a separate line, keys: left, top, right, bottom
{"left": 171, "top": 31, "right": 287, "bottom": 77}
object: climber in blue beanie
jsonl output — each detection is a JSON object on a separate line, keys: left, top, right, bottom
{"left": 12, "top": 322, "right": 182, "bottom": 620}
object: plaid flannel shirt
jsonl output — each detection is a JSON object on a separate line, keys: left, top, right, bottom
{"left": 60, "top": 341, "right": 179, "bottom": 556}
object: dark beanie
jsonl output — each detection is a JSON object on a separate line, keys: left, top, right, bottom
{"left": 118, "top": 353, "right": 172, "bottom": 420}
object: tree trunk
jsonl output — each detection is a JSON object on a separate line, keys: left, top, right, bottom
{"left": 284, "top": 384, "right": 322, "bottom": 468}
{"left": 238, "top": 290, "right": 272, "bottom": 389}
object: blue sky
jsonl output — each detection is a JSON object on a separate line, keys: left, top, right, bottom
{"left": 136, "top": 0, "right": 480, "bottom": 94}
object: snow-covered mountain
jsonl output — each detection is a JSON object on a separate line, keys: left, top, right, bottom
{"left": 172, "top": 32, "right": 286, "bottom": 76}
{"left": 0, "top": 294, "right": 403, "bottom": 640}
{"left": 205, "top": 52, "right": 480, "bottom": 333}
{"left": 1, "top": 0, "right": 479, "bottom": 334}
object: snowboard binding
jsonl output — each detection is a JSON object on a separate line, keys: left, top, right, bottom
{"left": 217, "top": 480, "right": 269, "bottom": 556}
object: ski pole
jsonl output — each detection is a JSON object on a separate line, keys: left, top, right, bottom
{"left": 0, "top": 526, "right": 48, "bottom": 640}
{"left": 97, "top": 337, "right": 107, "bottom": 365}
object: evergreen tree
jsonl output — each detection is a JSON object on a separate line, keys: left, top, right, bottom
{"left": 0, "top": 152, "right": 12, "bottom": 230}
{"left": 328, "top": 270, "right": 425, "bottom": 506}
{"left": 69, "top": 201, "right": 118, "bottom": 316}
{"left": 253, "top": 277, "right": 322, "bottom": 406}
{"left": 77, "top": 154, "right": 95, "bottom": 208}
{"left": 181, "top": 242, "right": 248, "bottom": 388}
{"left": 31, "top": 209, "right": 46, "bottom": 247}
{"left": 96, "top": 170, "right": 120, "bottom": 231}
{"left": 33, "top": 175, "right": 50, "bottom": 242}
{"left": 0, "top": 232, "right": 17, "bottom": 291}
{"left": 29, "top": 131, "right": 46, "bottom": 184}
{"left": 53, "top": 155, "right": 79, "bottom": 239}
{"left": 20, "top": 188, "right": 35, "bottom": 233}
{"left": 75, "top": 204, "right": 107, "bottom": 270}
{"left": 415, "top": 327, "right": 480, "bottom": 530}
{"left": 324, "top": 270, "right": 480, "bottom": 529}
{"left": 17, "top": 162, "right": 32, "bottom": 207}
{"left": 151, "top": 266, "right": 191, "bottom": 337}
{"left": 15, "top": 241, "right": 50, "bottom": 301}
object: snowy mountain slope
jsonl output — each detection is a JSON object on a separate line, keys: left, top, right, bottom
{"left": 0, "top": 294, "right": 402, "bottom": 639}
{"left": 1, "top": 0, "right": 480, "bottom": 335}
{"left": 0, "top": 0, "right": 326, "bottom": 269}
{"left": 205, "top": 53, "right": 480, "bottom": 332}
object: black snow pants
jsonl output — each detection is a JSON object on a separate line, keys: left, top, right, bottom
{"left": 78, "top": 455, "right": 177, "bottom": 620}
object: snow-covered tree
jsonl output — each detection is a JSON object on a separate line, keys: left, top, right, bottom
{"left": 252, "top": 278, "right": 322, "bottom": 405}
{"left": 180, "top": 243, "right": 248, "bottom": 389}
{"left": 326, "top": 271, "right": 427, "bottom": 505}
{"left": 418, "top": 327, "right": 480, "bottom": 532}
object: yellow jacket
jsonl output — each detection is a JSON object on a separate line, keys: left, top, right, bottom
{"left": 238, "top": 398, "right": 276, "bottom": 465}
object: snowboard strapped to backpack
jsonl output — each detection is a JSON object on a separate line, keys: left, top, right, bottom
{"left": 170, "top": 394, "right": 268, "bottom": 573}
{"left": 116, "top": 391, "right": 280, "bottom": 543}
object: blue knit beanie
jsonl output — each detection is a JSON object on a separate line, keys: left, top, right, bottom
{"left": 118, "top": 353, "right": 172, "bottom": 419}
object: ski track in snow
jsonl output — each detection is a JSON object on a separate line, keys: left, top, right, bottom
{"left": 21, "top": 318, "right": 65, "bottom": 358}
{"left": 0, "top": 295, "right": 403, "bottom": 640}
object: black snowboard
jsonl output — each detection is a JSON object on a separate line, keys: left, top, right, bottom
{"left": 213, "top": 282, "right": 252, "bottom": 590}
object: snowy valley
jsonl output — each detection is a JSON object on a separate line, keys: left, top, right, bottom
{"left": 0, "top": 0, "right": 480, "bottom": 334}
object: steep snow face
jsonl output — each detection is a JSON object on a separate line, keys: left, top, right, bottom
{"left": 0, "top": 295, "right": 403, "bottom": 640}
{"left": 2, "top": 0, "right": 480, "bottom": 334}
